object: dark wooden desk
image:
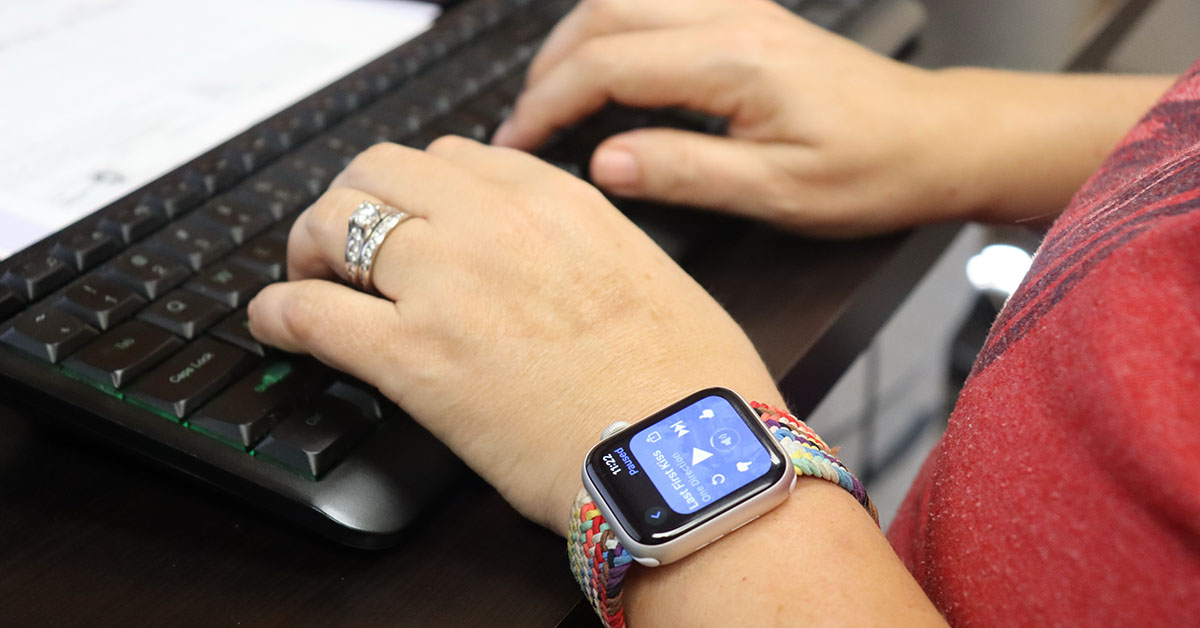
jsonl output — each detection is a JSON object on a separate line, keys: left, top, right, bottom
{"left": 0, "top": 0, "right": 1152, "bottom": 625}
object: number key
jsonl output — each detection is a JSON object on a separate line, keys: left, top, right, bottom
{"left": 101, "top": 248, "right": 190, "bottom": 299}
{"left": 146, "top": 221, "right": 233, "bottom": 271}
{"left": 1, "top": 254, "right": 76, "bottom": 301}
{"left": 55, "top": 277, "right": 146, "bottom": 330}
{"left": 51, "top": 226, "right": 122, "bottom": 271}
{"left": 184, "top": 262, "right": 266, "bottom": 308}
{"left": 194, "top": 199, "right": 273, "bottom": 244}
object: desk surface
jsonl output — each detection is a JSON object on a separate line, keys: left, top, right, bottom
{"left": 0, "top": 1, "right": 1148, "bottom": 625}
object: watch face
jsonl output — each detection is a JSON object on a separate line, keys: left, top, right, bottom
{"left": 584, "top": 389, "right": 789, "bottom": 546}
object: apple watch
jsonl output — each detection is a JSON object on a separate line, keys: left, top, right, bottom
{"left": 569, "top": 387, "right": 877, "bottom": 628}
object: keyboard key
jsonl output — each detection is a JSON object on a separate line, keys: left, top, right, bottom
{"left": 1, "top": 254, "right": 76, "bottom": 301}
{"left": 268, "top": 106, "right": 327, "bottom": 149}
{"left": 139, "top": 177, "right": 208, "bottom": 218}
{"left": 208, "top": 308, "right": 264, "bottom": 356}
{"left": 401, "top": 77, "right": 456, "bottom": 116}
{"left": 147, "top": 221, "right": 234, "bottom": 271}
{"left": 227, "top": 132, "right": 287, "bottom": 172}
{"left": 427, "top": 113, "right": 491, "bottom": 143}
{"left": 230, "top": 232, "right": 288, "bottom": 281}
{"left": 1, "top": 308, "right": 97, "bottom": 363}
{"left": 343, "top": 111, "right": 404, "bottom": 144}
{"left": 63, "top": 320, "right": 184, "bottom": 389}
{"left": 184, "top": 149, "right": 248, "bottom": 195}
{"left": 232, "top": 167, "right": 315, "bottom": 219}
{"left": 315, "top": 89, "right": 361, "bottom": 123}
{"left": 357, "top": 58, "right": 407, "bottom": 93}
{"left": 51, "top": 226, "right": 123, "bottom": 271}
{"left": 501, "top": 8, "right": 553, "bottom": 44}
{"left": 126, "top": 337, "right": 254, "bottom": 419}
{"left": 137, "top": 288, "right": 230, "bottom": 339}
{"left": 324, "top": 380, "right": 385, "bottom": 420}
{"left": 278, "top": 150, "right": 340, "bottom": 197}
{"left": 463, "top": 90, "right": 516, "bottom": 130}
{"left": 317, "top": 127, "right": 369, "bottom": 162}
{"left": 102, "top": 249, "right": 191, "bottom": 299}
{"left": 193, "top": 199, "right": 273, "bottom": 245}
{"left": 367, "top": 98, "right": 435, "bottom": 138}
{"left": 99, "top": 202, "right": 166, "bottom": 244}
{"left": 254, "top": 396, "right": 372, "bottom": 478}
{"left": 0, "top": 286, "right": 23, "bottom": 321}
{"left": 435, "top": 40, "right": 510, "bottom": 94}
{"left": 191, "top": 357, "right": 324, "bottom": 449}
{"left": 55, "top": 277, "right": 147, "bottom": 330}
{"left": 184, "top": 262, "right": 266, "bottom": 308}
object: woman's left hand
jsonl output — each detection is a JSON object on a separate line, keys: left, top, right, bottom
{"left": 247, "top": 137, "right": 784, "bottom": 533}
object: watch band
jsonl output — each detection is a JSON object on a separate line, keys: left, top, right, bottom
{"left": 752, "top": 401, "right": 879, "bottom": 522}
{"left": 570, "top": 490, "right": 634, "bottom": 628}
{"left": 569, "top": 402, "right": 877, "bottom": 628}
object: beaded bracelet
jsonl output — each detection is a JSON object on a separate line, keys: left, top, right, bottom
{"left": 568, "top": 402, "right": 877, "bottom": 628}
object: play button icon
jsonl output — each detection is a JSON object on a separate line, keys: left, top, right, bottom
{"left": 691, "top": 447, "right": 713, "bottom": 466}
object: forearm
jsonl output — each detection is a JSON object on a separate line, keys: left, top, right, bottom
{"left": 624, "top": 479, "right": 947, "bottom": 626}
{"left": 936, "top": 69, "right": 1175, "bottom": 225}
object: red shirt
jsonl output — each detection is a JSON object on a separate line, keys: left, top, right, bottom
{"left": 888, "top": 61, "right": 1200, "bottom": 625}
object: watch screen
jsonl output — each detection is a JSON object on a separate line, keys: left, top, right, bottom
{"left": 585, "top": 389, "right": 788, "bottom": 545}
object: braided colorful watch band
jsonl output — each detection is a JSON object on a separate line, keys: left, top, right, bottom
{"left": 568, "top": 402, "right": 877, "bottom": 628}
{"left": 752, "top": 401, "right": 879, "bottom": 523}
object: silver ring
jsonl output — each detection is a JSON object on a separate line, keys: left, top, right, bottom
{"left": 346, "top": 201, "right": 385, "bottom": 285}
{"left": 355, "top": 208, "right": 412, "bottom": 292}
{"left": 357, "top": 208, "right": 412, "bottom": 293}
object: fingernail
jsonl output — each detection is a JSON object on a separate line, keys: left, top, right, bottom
{"left": 492, "top": 119, "right": 515, "bottom": 145}
{"left": 592, "top": 148, "right": 640, "bottom": 189}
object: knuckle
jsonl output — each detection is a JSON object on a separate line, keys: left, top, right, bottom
{"left": 280, "top": 285, "right": 321, "bottom": 345}
{"left": 425, "top": 134, "right": 468, "bottom": 154}
{"left": 581, "top": 0, "right": 622, "bottom": 23}
{"left": 350, "top": 141, "right": 408, "bottom": 173}
{"left": 573, "top": 38, "right": 613, "bottom": 71}
{"left": 309, "top": 186, "right": 363, "bottom": 237}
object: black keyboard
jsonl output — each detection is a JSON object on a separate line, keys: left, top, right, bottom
{"left": 0, "top": 0, "right": 922, "bottom": 548}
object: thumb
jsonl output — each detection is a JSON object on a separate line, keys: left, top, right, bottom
{"left": 589, "top": 128, "right": 786, "bottom": 217}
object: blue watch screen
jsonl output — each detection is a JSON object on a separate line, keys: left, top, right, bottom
{"left": 628, "top": 396, "right": 773, "bottom": 514}
{"left": 585, "top": 389, "right": 788, "bottom": 545}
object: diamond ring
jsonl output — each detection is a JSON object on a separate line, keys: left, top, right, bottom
{"left": 345, "top": 200, "right": 413, "bottom": 293}
{"left": 357, "top": 209, "right": 412, "bottom": 293}
{"left": 345, "top": 201, "right": 385, "bottom": 286}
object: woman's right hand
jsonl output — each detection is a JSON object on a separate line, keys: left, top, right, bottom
{"left": 492, "top": 0, "right": 976, "bottom": 237}
{"left": 493, "top": 0, "right": 1172, "bottom": 236}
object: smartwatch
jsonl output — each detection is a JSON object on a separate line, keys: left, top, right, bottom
{"left": 580, "top": 387, "right": 794, "bottom": 567}
{"left": 571, "top": 388, "right": 876, "bottom": 628}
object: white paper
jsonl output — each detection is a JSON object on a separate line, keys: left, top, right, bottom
{"left": 0, "top": 0, "right": 440, "bottom": 258}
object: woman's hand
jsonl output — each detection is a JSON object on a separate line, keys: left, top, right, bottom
{"left": 247, "top": 137, "right": 784, "bottom": 534}
{"left": 493, "top": 0, "right": 1173, "bottom": 235}
{"left": 492, "top": 0, "right": 968, "bottom": 236}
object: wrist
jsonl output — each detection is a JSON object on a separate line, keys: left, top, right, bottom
{"left": 931, "top": 67, "right": 1173, "bottom": 225}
